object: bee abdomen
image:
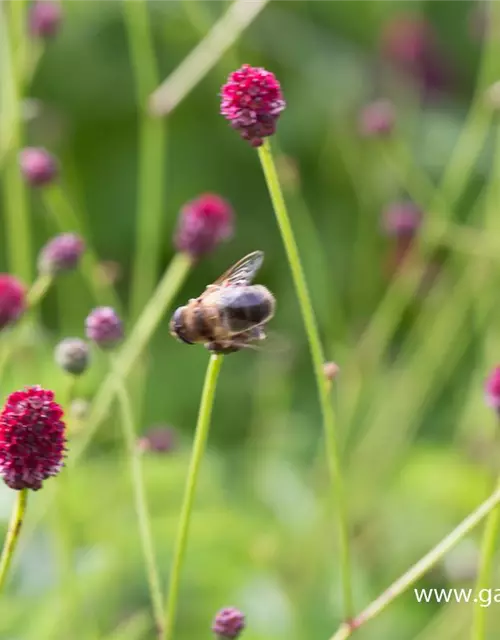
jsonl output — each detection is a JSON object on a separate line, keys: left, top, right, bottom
{"left": 222, "top": 286, "right": 274, "bottom": 333}
{"left": 193, "top": 303, "right": 216, "bottom": 341}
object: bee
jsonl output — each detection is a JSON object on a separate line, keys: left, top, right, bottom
{"left": 170, "top": 251, "right": 275, "bottom": 354}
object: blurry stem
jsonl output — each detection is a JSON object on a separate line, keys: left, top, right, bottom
{"left": 328, "top": 486, "right": 500, "bottom": 640}
{"left": 123, "top": 0, "right": 166, "bottom": 323}
{"left": 1, "top": 4, "right": 32, "bottom": 284}
{"left": 112, "top": 358, "right": 165, "bottom": 637}
{"left": 41, "top": 186, "right": 121, "bottom": 310}
{"left": 0, "top": 489, "right": 28, "bottom": 593}
{"left": 163, "top": 354, "right": 224, "bottom": 640}
{"left": 27, "top": 273, "right": 53, "bottom": 308}
{"left": 257, "top": 139, "right": 353, "bottom": 619}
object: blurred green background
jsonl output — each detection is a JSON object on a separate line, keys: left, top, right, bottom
{"left": 2, "top": 1, "right": 500, "bottom": 639}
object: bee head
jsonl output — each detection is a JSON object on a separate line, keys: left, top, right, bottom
{"left": 170, "top": 306, "right": 194, "bottom": 345}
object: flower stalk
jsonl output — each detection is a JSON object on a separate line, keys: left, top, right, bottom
{"left": 257, "top": 139, "right": 353, "bottom": 617}
{"left": 0, "top": 489, "right": 28, "bottom": 593}
{"left": 163, "top": 354, "right": 224, "bottom": 640}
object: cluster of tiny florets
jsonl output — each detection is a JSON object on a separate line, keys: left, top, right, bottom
{"left": 38, "top": 232, "right": 85, "bottom": 275}
{"left": 220, "top": 64, "right": 286, "bottom": 147}
{"left": 175, "top": 194, "right": 234, "bottom": 259}
{"left": 0, "top": 275, "right": 26, "bottom": 331}
{"left": 55, "top": 338, "right": 91, "bottom": 375}
{"left": 382, "top": 201, "right": 422, "bottom": 239}
{"left": 485, "top": 367, "right": 500, "bottom": 411}
{"left": 138, "top": 426, "right": 177, "bottom": 454}
{"left": 0, "top": 386, "right": 66, "bottom": 491}
{"left": 29, "top": 1, "right": 62, "bottom": 39}
{"left": 212, "top": 607, "right": 245, "bottom": 639}
{"left": 85, "top": 307, "right": 123, "bottom": 349}
{"left": 19, "top": 147, "right": 58, "bottom": 186}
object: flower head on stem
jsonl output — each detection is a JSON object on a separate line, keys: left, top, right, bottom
{"left": 212, "top": 607, "right": 245, "bottom": 639}
{"left": 85, "top": 307, "right": 123, "bottom": 350}
{"left": 38, "top": 232, "right": 85, "bottom": 276}
{"left": 19, "top": 147, "right": 58, "bottom": 187}
{"left": 0, "top": 275, "right": 26, "bottom": 330}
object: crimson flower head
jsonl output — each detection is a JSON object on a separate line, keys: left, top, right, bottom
{"left": 0, "top": 386, "right": 66, "bottom": 491}
{"left": 174, "top": 194, "right": 233, "bottom": 259}
{"left": 85, "top": 307, "right": 123, "bottom": 349}
{"left": 485, "top": 367, "right": 500, "bottom": 411}
{"left": 0, "top": 275, "right": 26, "bottom": 331}
{"left": 19, "top": 147, "right": 58, "bottom": 186}
{"left": 382, "top": 201, "right": 422, "bottom": 239}
{"left": 359, "top": 99, "right": 395, "bottom": 137}
{"left": 212, "top": 607, "right": 245, "bottom": 639}
{"left": 29, "top": 1, "right": 62, "bottom": 39}
{"left": 220, "top": 64, "right": 286, "bottom": 147}
{"left": 38, "top": 232, "right": 85, "bottom": 275}
{"left": 381, "top": 14, "right": 450, "bottom": 94}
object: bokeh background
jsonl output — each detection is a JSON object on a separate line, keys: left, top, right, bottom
{"left": 1, "top": 1, "right": 500, "bottom": 638}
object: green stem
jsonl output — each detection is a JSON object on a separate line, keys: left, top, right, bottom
{"left": 27, "top": 273, "right": 53, "bottom": 308}
{"left": 257, "top": 139, "right": 352, "bottom": 618}
{"left": 41, "top": 186, "right": 121, "bottom": 310}
{"left": 123, "top": 0, "right": 166, "bottom": 322}
{"left": 112, "top": 360, "right": 164, "bottom": 637}
{"left": 0, "top": 489, "right": 28, "bottom": 593}
{"left": 1, "top": 4, "right": 32, "bottom": 283}
{"left": 162, "top": 354, "right": 224, "bottom": 640}
{"left": 328, "top": 486, "right": 500, "bottom": 640}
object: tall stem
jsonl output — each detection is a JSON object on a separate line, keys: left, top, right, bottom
{"left": 123, "top": 0, "right": 166, "bottom": 323}
{"left": 328, "top": 486, "right": 500, "bottom": 640}
{"left": 113, "top": 363, "right": 164, "bottom": 637}
{"left": 0, "top": 489, "right": 28, "bottom": 593}
{"left": 162, "top": 354, "right": 224, "bottom": 640}
{"left": 257, "top": 139, "right": 352, "bottom": 617}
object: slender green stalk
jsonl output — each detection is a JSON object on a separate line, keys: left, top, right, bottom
{"left": 123, "top": 0, "right": 166, "bottom": 322}
{"left": 112, "top": 361, "right": 164, "bottom": 637}
{"left": 257, "top": 139, "right": 352, "bottom": 618}
{"left": 1, "top": 5, "right": 32, "bottom": 283}
{"left": 27, "top": 273, "right": 53, "bottom": 308}
{"left": 41, "top": 186, "right": 121, "bottom": 310}
{"left": 0, "top": 489, "right": 28, "bottom": 592}
{"left": 163, "top": 354, "right": 224, "bottom": 640}
{"left": 328, "top": 486, "right": 500, "bottom": 640}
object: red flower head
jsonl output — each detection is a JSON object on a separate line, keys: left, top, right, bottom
{"left": 212, "top": 607, "right": 245, "bottom": 639}
{"left": 19, "top": 147, "right": 58, "bottom": 186}
{"left": 174, "top": 194, "right": 233, "bottom": 259}
{"left": 359, "top": 99, "right": 396, "bottom": 137}
{"left": 486, "top": 367, "right": 500, "bottom": 411}
{"left": 29, "top": 1, "right": 62, "bottom": 39}
{"left": 381, "top": 14, "right": 451, "bottom": 94}
{"left": 220, "top": 64, "right": 286, "bottom": 147}
{"left": 0, "top": 386, "right": 66, "bottom": 491}
{"left": 38, "top": 232, "right": 85, "bottom": 275}
{"left": 0, "top": 275, "right": 26, "bottom": 330}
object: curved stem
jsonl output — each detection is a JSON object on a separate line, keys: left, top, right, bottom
{"left": 257, "top": 139, "right": 353, "bottom": 618}
{"left": 162, "top": 354, "right": 224, "bottom": 640}
{"left": 27, "top": 273, "right": 53, "bottom": 308}
{"left": 327, "top": 486, "right": 500, "bottom": 640}
{"left": 0, "top": 489, "right": 28, "bottom": 593}
{"left": 112, "top": 361, "right": 164, "bottom": 637}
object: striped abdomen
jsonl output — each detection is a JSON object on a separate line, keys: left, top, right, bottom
{"left": 219, "top": 285, "right": 275, "bottom": 334}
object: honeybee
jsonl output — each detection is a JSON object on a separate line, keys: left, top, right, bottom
{"left": 170, "top": 251, "right": 275, "bottom": 354}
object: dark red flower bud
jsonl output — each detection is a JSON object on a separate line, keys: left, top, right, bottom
{"left": 29, "top": 1, "right": 62, "bottom": 39}
{"left": 220, "top": 64, "right": 286, "bottom": 147}
{"left": 381, "top": 14, "right": 451, "bottom": 94}
{"left": 0, "top": 275, "right": 26, "bottom": 330}
{"left": 486, "top": 367, "right": 500, "bottom": 411}
{"left": 55, "top": 338, "right": 90, "bottom": 376}
{"left": 382, "top": 201, "right": 422, "bottom": 239}
{"left": 38, "top": 233, "right": 85, "bottom": 275}
{"left": 138, "top": 426, "right": 176, "bottom": 454}
{"left": 359, "top": 100, "right": 395, "bottom": 137}
{"left": 0, "top": 386, "right": 66, "bottom": 491}
{"left": 212, "top": 607, "right": 245, "bottom": 639}
{"left": 85, "top": 307, "right": 123, "bottom": 349}
{"left": 19, "top": 147, "right": 58, "bottom": 186}
{"left": 174, "top": 194, "right": 233, "bottom": 259}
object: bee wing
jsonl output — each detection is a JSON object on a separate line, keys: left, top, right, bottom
{"left": 212, "top": 251, "right": 264, "bottom": 288}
